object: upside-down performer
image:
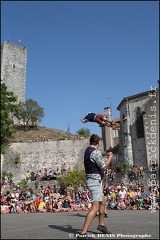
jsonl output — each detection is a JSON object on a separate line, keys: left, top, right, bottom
{"left": 80, "top": 112, "right": 120, "bottom": 130}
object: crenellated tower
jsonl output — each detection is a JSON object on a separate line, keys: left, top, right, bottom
{"left": 1, "top": 41, "right": 27, "bottom": 103}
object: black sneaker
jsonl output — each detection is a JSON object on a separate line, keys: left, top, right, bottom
{"left": 105, "top": 213, "right": 108, "bottom": 218}
{"left": 97, "top": 225, "right": 112, "bottom": 234}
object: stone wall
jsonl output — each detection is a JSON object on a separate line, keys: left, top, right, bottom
{"left": 2, "top": 139, "right": 104, "bottom": 184}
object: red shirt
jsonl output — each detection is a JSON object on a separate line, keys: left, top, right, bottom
{"left": 34, "top": 197, "right": 41, "bottom": 207}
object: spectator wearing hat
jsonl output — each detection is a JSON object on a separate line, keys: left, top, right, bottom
{"left": 126, "top": 187, "right": 133, "bottom": 198}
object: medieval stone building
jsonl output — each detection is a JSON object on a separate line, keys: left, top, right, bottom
{"left": 1, "top": 41, "right": 27, "bottom": 103}
{"left": 116, "top": 85, "right": 159, "bottom": 167}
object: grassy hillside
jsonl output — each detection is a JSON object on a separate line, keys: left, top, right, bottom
{"left": 11, "top": 126, "right": 77, "bottom": 142}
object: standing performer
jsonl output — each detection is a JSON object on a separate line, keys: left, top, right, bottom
{"left": 77, "top": 134, "right": 113, "bottom": 239}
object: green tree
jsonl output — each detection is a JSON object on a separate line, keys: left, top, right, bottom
{"left": 57, "top": 169, "right": 85, "bottom": 193}
{"left": 1, "top": 80, "right": 19, "bottom": 144}
{"left": 116, "top": 162, "right": 128, "bottom": 175}
{"left": 17, "top": 99, "right": 44, "bottom": 131}
{"left": 76, "top": 127, "right": 91, "bottom": 138}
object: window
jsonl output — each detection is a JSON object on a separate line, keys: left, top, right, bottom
{"left": 136, "top": 107, "right": 144, "bottom": 138}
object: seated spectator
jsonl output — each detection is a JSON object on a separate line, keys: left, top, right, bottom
{"left": 126, "top": 188, "right": 133, "bottom": 198}
{"left": 66, "top": 184, "right": 74, "bottom": 192}
{"left": 106, "top": 195, "right": 111, "bottom": 210}
{"left": 110, "top": 198, "right": 117, "bottom": 210}
{"left": 137, "top": 196, "right": 144, "bottom": 210}
{"left": 134, "top": 188, "right": 141, "bottom": 199}
{"left": 54, "top": 167, "right": 61, "bottom": 175}
{"left": 1, "top": 193, "right": 6, "bottom": 204}
{"left": 8, "top": 200, "right": 16, "bottom": 214}
{"left": 128, "top": 170, "right": 136, "bottom": 181}
{"left": 16, "top": 185, "right": 21, "bottom": 194}
{"left": 16, "top": 200, "right": 25, "bottom": 213}
{"left": 24, "top": 196, "right": 33, "bottom": 213}
{"left": 121, "top": 183, "right": 127, "bottom": 191}
{"left": 11, "top": 189, "right": 19, "bottom": 202}
{"left": 80, "top": 191, "right": 88, "bottom": 201}
{"left": 110, "top": 169, "right": 116, "bottom": 181}
{"left": 44, "top": 192, "right": 51, "bottom": 212}
{"left": 71, "top": 190, "right": 76, "bottom": 200}
{"left": 65, "top": 192, "right": 72, "bottom": 201}
{"left": 141, "top": 188, "right": 148, "bottom": 200}
{"left": 76, "top": 200, "right": 82, "bottom": 210}
{"left": 117, "top": 198, "right": 126, "bottom": 210}
{"left": 0, "top": 202, "right": 10, "bottom": 214}
{"left": 130, "top": 197, "right": 138, "bottom": 210}
{"left": 109, "top": 182, "right": 116, "bottom": 192}
{"left": 38, "top": 197, "right": 46, "bottom": 213}
{"left": 15, "top": 201, "right": 23, "bottom": 214}
{"left": 125, "top": 194, "right": 132, "bottom": 210}
{"left": 77, "top": 184, "right": 84, "bottom": 193}
{"left": 19, "top": 190, "right": 27, "bottom": 202}
{"left": 62, "top": 198, "right": 71, "bottom": 211}
{"left": 61, "top": 163, "right": 67, "bottom": 174}
{"left": 116, "top": 182, "right": 122, "bottom": 192}
{"left": 29, "top": 189, "right": 37, "bottom": 201}
{"left": 110, "top": 189, "right": 116, "bottom": 199}
{"left": 75, "top": 190, "right": 81, "bottom": 202}
{"left": 118, "top": 186, "right": 126, "bottom": 201}
{"left": 71, "top": 200, "right": 77, "bottom": 211}
{"left": 52, "top": 199, "right": 62, "bottom": 212}
{"left": 81, "top": 200, "right": 89, "bottom": 211}
{"left": 57, "top": 198, "right": 64, "bottom": 211}
{"left": 48, "top": 167, "right": 52, "bottom": 176}
{"left": 133, "top": 181, "right": 141, "bottom": 191}
{"left": 55, "top": 189, "right": 60, "bottom": 199}
{"left": 5, "top": 191, "right": 12, "bottom": 204}
{"left": 34, "top": 195, "right": 41, "bottom": 212}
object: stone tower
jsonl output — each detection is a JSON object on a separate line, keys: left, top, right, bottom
{"left": 102, "top": 107, "right": 113, "bottom": 151}
{"left": 1, "top": 41, "right": 27, "bottom": 103}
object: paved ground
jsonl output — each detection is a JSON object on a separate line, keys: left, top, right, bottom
{"left": 1, "top": 210, "right": 159, "bottom": 239}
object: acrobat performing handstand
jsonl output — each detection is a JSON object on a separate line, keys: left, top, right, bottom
{"left": 80, "top": 112, "right": 120, "bottom": 130}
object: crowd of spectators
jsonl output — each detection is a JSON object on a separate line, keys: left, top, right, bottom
{"left": 23, "top": 164, "right": 150, "bottom": 192}
{"left": 25, "top": 165, "right": 69, "bottom": 186}
{"left": 1, "top": 174, "right": 159, "bottom": 214}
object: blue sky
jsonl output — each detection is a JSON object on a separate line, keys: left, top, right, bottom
{"left": 1, "top": 1, "right": 159, "bottom": 136}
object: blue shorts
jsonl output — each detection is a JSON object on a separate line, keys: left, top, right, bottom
{"left": 86, "top": 178, "right": 104, "bottom": 202}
